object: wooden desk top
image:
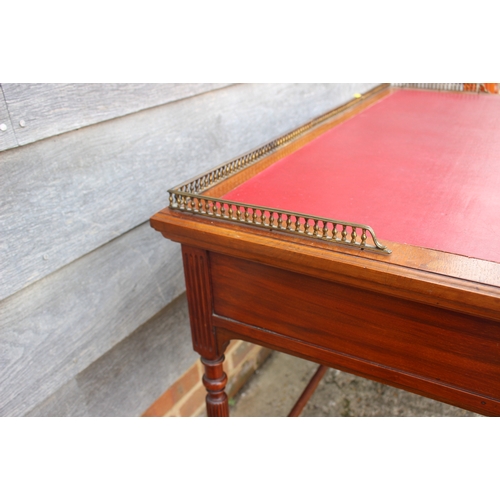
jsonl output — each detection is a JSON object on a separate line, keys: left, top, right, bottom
{"left": 150, "top": 84, "right": 500, "bottom": 417}
{"left": 156, "top": 86, "right": 500, "bottom": 292}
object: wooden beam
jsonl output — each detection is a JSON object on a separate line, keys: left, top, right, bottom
{"left": 0, "top": 83, "right": 233, "bottom": 150}
{"left": 0, "top": 85, "right": 18, "bottom": 151}
{"left": 25, "top": 294, "right": 196, "bottom": 417}
{"left": 0, "top": 222, "right": 185, "bottom": 416}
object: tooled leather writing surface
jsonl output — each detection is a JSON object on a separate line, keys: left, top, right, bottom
{"left": 224, "top": 89, "right": 500, "bottom": 263}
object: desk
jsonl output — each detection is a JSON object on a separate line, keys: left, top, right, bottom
{"left": 151, "top": 84, "right": 500, "bottom": 416}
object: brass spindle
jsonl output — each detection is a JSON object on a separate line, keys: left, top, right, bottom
{"left": 277, "top": 214, "right": 283, "bottom": 229}
{"left": 361, "top": 229, "right": 367, "bottom": 246}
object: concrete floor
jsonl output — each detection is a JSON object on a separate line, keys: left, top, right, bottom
{"left": 228, "top": 350, "right": 482, "bottom": 417}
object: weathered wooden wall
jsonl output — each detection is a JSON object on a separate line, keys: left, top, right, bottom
{"left": 0, "top": 83, "right": 378, "bottom": 416}
{"left": 0, "top": 83, "right": 229, "bottom": 150}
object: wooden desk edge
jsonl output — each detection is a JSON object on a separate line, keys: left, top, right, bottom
{"left": 151, "top": 208, "right": 500, "bottom": 323}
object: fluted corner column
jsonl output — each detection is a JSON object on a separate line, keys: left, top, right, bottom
{"left": 182, "top": 245, "right": 229, "bottom": 417}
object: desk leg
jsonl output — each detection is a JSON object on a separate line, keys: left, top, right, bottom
{"left": 201, "top": 356, "right": 229, "bottom": 417}
{"left": 182, "top": 245, "right": 229, "bottom": 417}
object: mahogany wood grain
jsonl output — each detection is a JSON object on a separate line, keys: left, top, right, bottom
{"left": 201, "top": 356, "right": 229, "bottom": 417}
{"left": 181, "top": 246, "right": 229, "bottom": 416}
{"left": 153, "top": 209, "right": 500, "bottom": 322}
{"left": 151, "top": 86, "right": 500, "bottom": 417}
{"left": 151, "top": 210, "right": 500, "bottom": 416}
{"left": 211, "top": 253, "right": 500, "bottom": 409}
{"left": 213, "top": 318, "right": 500, "bottom": 416}
{"left": 181, "top": 246, "right": 217, "bottom": 358}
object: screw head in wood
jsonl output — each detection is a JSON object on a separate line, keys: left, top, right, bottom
{"left": 0, "top": 123, "right": 7, "bottom": 131}
{"left": 19, "top": 120, "right": 26, "bottom": 128}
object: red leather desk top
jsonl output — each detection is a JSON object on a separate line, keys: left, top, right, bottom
{"left": 224, "top": 89, "right": 500, "bottom": 263}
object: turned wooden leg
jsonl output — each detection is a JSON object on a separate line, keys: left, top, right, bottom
{"left": 201, "top": 356, "right": 229, "bottom": 417}
{"left": 182, "top": 245, "right": 229, "bottom": 416}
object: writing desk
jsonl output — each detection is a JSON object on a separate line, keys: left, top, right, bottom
{"left": 151, "top": 84, "right": 500, "bottom": 416}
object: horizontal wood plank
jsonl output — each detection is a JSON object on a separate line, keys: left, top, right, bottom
{"left": 0, "top": 83, "right": 233, "bottom": 150}
{"left": 25, "top": 294, "right": 196, "bottom": 417}
{"left": 0, "top": 221, "right": 186, "bottom": 416}
{"left": 0, "top": 86, "right": 18, "bottom": 151}
{"left": 0, "top": 83, "right": 378, "bottom": 301}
